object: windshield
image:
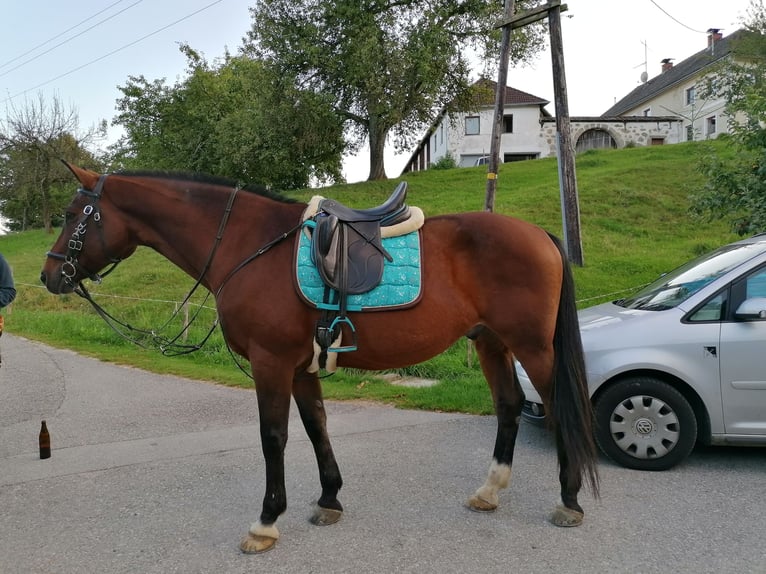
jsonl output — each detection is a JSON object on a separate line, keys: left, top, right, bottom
{"left": 617, "top": 241, "right": 766, "bottom": 311}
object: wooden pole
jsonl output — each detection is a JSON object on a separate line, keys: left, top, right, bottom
{"left": 548, "top": 4, "right": 584, "bottom": 265}
{"left": 484, "top": 0, "right": 516, "bottom": 213}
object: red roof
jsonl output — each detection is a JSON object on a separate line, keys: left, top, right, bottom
{"left": 471, "top": 78, "right": 549, "bottom": 106}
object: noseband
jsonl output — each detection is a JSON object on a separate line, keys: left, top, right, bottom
{"left": 46, "top": 174, "right": 122, "bottom": 287}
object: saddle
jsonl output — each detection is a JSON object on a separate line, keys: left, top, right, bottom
{"left": 302, "top": 182, "right": 423, "bottom": 370}
{"left": 313, "top": 182, "right": 410, "bottom": 295}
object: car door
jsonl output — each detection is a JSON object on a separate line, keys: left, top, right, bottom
{"left": 719, "top": 267, "right": 766, "bottom": 435}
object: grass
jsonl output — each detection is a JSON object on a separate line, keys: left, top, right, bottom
{"left": 0, "top": 140, "right": 738, "bottom": 415}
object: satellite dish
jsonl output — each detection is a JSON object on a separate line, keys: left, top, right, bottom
{"left": 640, "top": 71, "right": 648, "bottom": 83}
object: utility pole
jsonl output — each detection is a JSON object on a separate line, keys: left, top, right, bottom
{"left": 492, "top": 1, "right": 584, "bottom": 265}
{"left": 484, "top": 0, "right": 515, "bottom": 212}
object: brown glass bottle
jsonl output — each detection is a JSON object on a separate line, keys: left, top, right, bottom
{"left": 39, "top": 420, "right": 51, "bottom": 459}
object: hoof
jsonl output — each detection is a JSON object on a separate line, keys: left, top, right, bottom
{"left": 550, "top": 505, "right": 584, "bottom": 527}
{"left": 310, "top": 505, "right": 343, "bottom": 526}
{"left": 239, "top": 533, "right": 278, "bottom": 554}
{"left": 240, "top": 522, "right": 279, "bottom": 554}
{"left": 466, "top": 494, "right": 498, "bottom": 513}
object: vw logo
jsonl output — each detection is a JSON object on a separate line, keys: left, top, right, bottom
{"left": 635, "top": 418, "right": 654, "bottom": 435}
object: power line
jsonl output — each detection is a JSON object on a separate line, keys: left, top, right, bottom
{"left": 648, "top": 0, "right": 708, "bottom": 34}
{"left": 0, "top": 0, "right": 145, "bottom": 79}
{"left": 1, "top": 0, "right": 228, "bottom": 105}
{"left": 0, "top": 0, "right": 134, "bottom": 71}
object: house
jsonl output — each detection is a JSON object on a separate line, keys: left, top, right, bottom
{"left": 602, "top": 28, "right": 744, "bottom": 142}
{"left": 402, "top": 29, "right": 743, "bottom": 175}
{"left": 402, "top": 79, "right": 552, "bottom": 174}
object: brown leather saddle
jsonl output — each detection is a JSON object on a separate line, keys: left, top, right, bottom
{"left": 312, "top": 182, "right": 410, "bottom": 296}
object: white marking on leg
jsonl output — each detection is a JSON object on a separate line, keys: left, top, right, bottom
{"left": 473, "top": 459, "right": 512, "bottom": 507}
{"left": 249, "top": 521, "right": 280, "bottom": 540}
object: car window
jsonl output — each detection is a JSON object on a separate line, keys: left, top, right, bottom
{"left": 617, "top": 241, "right": 766, "bottom": 311}
{"left": 746, "top": 270, "right": 766, "bottom": 298}
{"left": 688, "top": 292, "right": 725, "bottom": 322}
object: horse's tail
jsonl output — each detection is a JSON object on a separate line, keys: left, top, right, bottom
{"left": 548, "top": 233, "right": 600, "bottom": 498}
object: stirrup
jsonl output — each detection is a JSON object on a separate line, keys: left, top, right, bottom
{"left": 326, "top": 316, "right": 357, "bottom": 353}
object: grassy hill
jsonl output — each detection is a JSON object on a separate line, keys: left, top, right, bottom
{"left": 0, "top": 140, "right": 738, "bottom": 414}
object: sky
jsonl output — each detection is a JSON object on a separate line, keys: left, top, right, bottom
{"left": 0, "top": 0, "right": 754, "bottom": 184}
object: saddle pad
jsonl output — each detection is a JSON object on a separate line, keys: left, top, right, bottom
{"left": 295, "top": 227, "right": 422, "bottom": 312}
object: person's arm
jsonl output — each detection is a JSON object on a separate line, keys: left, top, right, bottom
{"left": 0, "top": 257, "right": 16, "bottom": 308}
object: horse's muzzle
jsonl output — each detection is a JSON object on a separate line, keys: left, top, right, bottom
{"left": 40, "top": 269, "right": 74, "bottom": 294}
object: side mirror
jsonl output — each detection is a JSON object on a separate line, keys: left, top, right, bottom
{"left": 734, "top": 297, "right": 766, "bottom": 320}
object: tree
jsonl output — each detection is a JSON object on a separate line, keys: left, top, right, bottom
{"left": 111, "top": 46, "right": 345, "bottom": 189}
{"left": 691, "top": 1, "right": 766, "bottom": 234}
{"left": 0, "top": 93, "right": 104, "bottom": 232}
{"left": 246, "top": 0, "right": 545, "bottom": 180}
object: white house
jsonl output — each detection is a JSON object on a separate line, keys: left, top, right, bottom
{"left": 402, "top": 29, "right": 745, "bottom": 176}
{"left": 602, "top": 28, "right": 743, "bottom": 142}
{"left": 403, "top": 79, "right": 552, "bottom": 173}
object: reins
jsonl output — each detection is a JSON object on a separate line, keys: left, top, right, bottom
{"left": 59, "top": 177, "right": 300, "bottom": 359}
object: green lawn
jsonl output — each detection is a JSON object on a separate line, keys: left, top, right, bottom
{"left": 0, "top": 140, "right": 738, "bottom": 415}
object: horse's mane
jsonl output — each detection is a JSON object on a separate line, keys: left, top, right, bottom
{"left": 115, "top": 170, "right": 298, "bottom": 204}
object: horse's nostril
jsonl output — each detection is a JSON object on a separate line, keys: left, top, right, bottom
{"left": 40, "top": 271, "right": 47, "bottom": 285}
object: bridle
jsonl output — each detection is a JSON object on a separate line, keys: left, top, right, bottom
{"left": 46, "top": 174, "right": 122, "bottom": 289}
{"left": 43, "top": 173, "right": 301, "bottom": 364}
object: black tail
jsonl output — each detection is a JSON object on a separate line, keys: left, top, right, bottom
{"left": 548, "top": 233, "right": 600, "bottom": 497}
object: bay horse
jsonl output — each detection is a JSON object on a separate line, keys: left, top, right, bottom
{"left": 41, "top": 162, "right": 599, "bottom": 554}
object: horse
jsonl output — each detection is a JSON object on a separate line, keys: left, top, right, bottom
{"left": 41, "top": 162, "right": 599, "bottom": 554}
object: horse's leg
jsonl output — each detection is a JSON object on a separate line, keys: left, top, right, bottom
{"left": 292, "top": 370, "right": 344, "bottom": 526}
{"left": 240, "top": 369, "right": 292, "bottom": 554}
{"left": 466, "top": 327, "right": 523, "bottom": 512}
{"left": 516, "top": 343, "right": 592, "bottom": 527}
{"left": 551, "top": 431, "right": 585, "bottom": 526}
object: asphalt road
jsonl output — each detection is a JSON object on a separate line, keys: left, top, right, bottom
{"left": 1, "top": 333, "right": 764, "bottom": 574}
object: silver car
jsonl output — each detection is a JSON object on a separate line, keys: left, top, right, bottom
{"left": 519, "top": 234, "right": 766, "bottom": 471}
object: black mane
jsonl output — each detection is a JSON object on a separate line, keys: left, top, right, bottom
{"left": 115, "top": 170, "right": 297, "bottom": 204}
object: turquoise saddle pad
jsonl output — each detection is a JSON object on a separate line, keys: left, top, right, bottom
{"left": 295, "top": 227, "right": 423, "bottom": 311}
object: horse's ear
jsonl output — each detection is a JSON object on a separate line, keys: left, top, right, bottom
{"left": 61, "top": 160, "right": 100, "bottom": 190}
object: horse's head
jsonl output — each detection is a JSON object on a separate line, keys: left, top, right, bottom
{"left": 40, "top": 162, "right": 137, "bottom": 294}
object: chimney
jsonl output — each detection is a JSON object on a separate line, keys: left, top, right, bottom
{"left": 707, "top": 28, "right": 723, "bottom": 48}
{"left": 661, "top": 58, "right": 674, "bottom": 73}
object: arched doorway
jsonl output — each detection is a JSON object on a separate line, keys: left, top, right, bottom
{"left": 575, "top": 128, "right": 617, "bottom": 153}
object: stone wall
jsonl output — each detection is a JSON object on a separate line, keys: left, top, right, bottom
{"left": 539, "top": 117, "right": 683, "bottom": 157}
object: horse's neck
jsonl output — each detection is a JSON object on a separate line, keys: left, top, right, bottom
{"left": 115, "top": 180, "right": 299, "bottom": 289}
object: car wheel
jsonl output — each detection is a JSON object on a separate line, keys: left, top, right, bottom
{"left": 593, "top": 376, "right": 697, "bottom": 471}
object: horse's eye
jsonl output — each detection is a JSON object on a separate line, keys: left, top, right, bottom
{"left": 65, "top": 211, "right": 76, "bottom": 223}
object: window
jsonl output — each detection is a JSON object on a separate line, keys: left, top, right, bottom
{"left": 707, "top": 116, "right": 717, "bottom": 135}
{"left": 745, "top": 269, "right": 766, "bottom": 299}
{"left": 688, "top": 293, "right": 725, "bottom": 322}
{"left": 465, "top": 116, "right": 480, "bottom": 135}
{"left": 503, "top": 114, "right": 513, "bottom": 133}
{"left": 650, "top": 137, "right": 665, "bottom": 146}
{"left": 730, "top": 266, "right": 766, "bottom": 319}
{"left": 685, "top": 86, "right": 696, "bottom": 105}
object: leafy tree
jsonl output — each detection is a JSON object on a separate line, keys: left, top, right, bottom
{"left": 246, "top": 0, "right": 545, "bottom": 180}
{"left": 0, "top": 93, "right": 104, "bottom": 232}
{"left": 111, "top": 46, "right": 345, "bottom": 189}
{"left": 691, "top": 1, "right": 766, "bottom": 234}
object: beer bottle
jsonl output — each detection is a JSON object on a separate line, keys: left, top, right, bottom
{"left": 39, "top": 420, "right": 51, "bottom": 459}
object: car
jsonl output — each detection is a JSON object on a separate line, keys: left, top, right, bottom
{"left": 473, "top": 156, "right": 503, "bottom": 167}
{"left": 518, "top": 234, "right": 766, "bottom": 471}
